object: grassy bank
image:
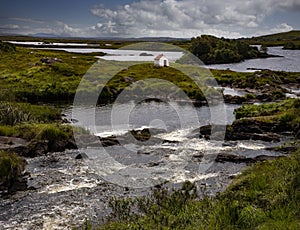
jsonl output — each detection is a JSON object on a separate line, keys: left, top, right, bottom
{"left": 0, "top": 151, "right": 26, "bottom": 189}
{"left": 234, "top": 99, "right": 300, "bottom": 135}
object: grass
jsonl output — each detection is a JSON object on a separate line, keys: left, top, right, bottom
{"left": 0, "top": 151, "right": 26, "bottom": 185}
{"left": 211, "top": 69, "right": 300, "bottom": 89}
{"left": 0, "top": 102, "right": 62, "bottom": 125}
{"left": 1, "top": 45, "right": 298, "bottom": 104}
{"left": 0, "top": 102, "right": 76, "bottom": 142}
{"left": 94, "top": 148, "right": 300, "bottom": 230}
{"left": 0, "top": 46, "right": 96, "bottom": 102}
{"left": 0, "top": 123, "right": 73, "bottom": 142}
{"left": 234, "top": 99, "right": 300, "bottom": 134}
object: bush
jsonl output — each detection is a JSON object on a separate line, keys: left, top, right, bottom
{"left": 0, "top": 41, "right": 16, "bottom": 53}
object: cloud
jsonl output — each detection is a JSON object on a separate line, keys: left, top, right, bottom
{"left": 9, "top": 17, "right": 45, "bottom": 24}
{"left": 0, "top": 24, "right": 20, "bottom": 29}
{"left": 90, "top": 0, "right": 300, "bottom": 38}
{"left": 269, "top": 23, "right": 294, "bottom": 34}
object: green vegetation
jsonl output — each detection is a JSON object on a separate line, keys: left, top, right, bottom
{"left": 190, "top": 35, "right": 271, "bottom": 64}
{"left": 0, "top": 41, "right": 16, "bottom": 53}
{"left": 0, "top": 151, "right": 26, "bottom": 185}
{"left": 97, "top": 63, "right": 208, "bottom": 103}
{"left": 211, "top": 69, "right": 299, "bottom": 101}
{"left": 0, "top": 119, "right": 73, "bottom": 142}
{"left": 0, "top": 102, "right": 61, "bottom": 125}
{"left": 0, "top": 46, "right": 96, "bottom": 103}
{"left": 0, "top": 102, "right": 75, "bottom": 144}
{"left": 234, "top": 99, "right": 300, "bottom": 135}
{"left": 283, "top": 42, "right": 300, "bottom": 50}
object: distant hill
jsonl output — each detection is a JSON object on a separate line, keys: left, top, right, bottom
{"left": 241, "top": 30, "right": 300, "bottom": 48}
{"left": 31, "top": 33, "right": 61, "bottom": 38}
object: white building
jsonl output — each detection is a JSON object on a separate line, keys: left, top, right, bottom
{"left": 154, "top": 54, "right": 169, "bottom": 67}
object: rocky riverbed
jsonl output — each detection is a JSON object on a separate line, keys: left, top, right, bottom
{"left": 0, "top": 123, "right": 289, "bottom": 229}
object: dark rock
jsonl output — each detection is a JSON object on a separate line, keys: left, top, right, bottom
{"left": 197, "top": 125, "right": 227, "bottom": 140}
{"left": 75, "top": 152, "right": 89, "bottom": 160}
{"left": 192, "top": 153, "right": 204, "bottom": 161}
{"left": 137, "top": 148, "right": 176, "bottom": 156}
{"left": 147, "top": 162, "right": 160, "bottom": 167}
{"left": 40, "top": 57, "right": 62, "bottom": 64}
{"left": 216, "top": 153, "right": 284, "bottom": 164}
{"left": 254, "top": 155, "right": 283, "bottom": 162}
{"left": 100, "top": 136, "right": 120, "bottom": 147}
{"left": 27, "top": 141, "right": 49, "bottom": 157}
{"left": 224, "top": 95, "right": 247, "bottom": 104}
{"left": 216, "top": 153, "right": 252, "bottom": 163}
{"left": 162, "top": 140, "right": 180, "bottom": 144}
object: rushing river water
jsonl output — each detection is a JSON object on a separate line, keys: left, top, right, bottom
{"left": 0, "top": 102, "right": 286, "bottom": 229}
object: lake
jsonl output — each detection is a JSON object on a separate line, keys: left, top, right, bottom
{"left": 42, "top": 46, "right": 300, "bottom": 72}
{"left": 7, "top": 41, "right": 300, "bottom": 72}
{"left": 205, "top": 46, "right": 300, "bottom": 72}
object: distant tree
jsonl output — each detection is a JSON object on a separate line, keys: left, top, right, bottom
{"left": 190, "top": 35, "right": 263, "bottom": 64}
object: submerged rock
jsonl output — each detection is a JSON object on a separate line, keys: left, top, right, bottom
{"left": 216, "top": 153, "right": 284, "bottom": 164}
{"left": 75, "top": 152, "right": 89, "bottom": 160}
{"left": 196, "top": 118, "right": 281, "bottom": 143}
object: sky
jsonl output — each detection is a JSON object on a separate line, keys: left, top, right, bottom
{"left": 0, "top": 0, "right": 299, "bottom": 38}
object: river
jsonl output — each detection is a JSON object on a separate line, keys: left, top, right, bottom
{"left": 0, "top": 102, "right": 286, "bottom": 229}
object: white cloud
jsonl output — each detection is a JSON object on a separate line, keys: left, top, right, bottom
{"left": 253, "top": 23, "right": 294, "bottom": 37}
{"left": 89, "top": 0, "right": 300, "bottom": 38}
{"left": 0, "top": 24, "right": 20, "bottom": 29}
{"left": 10, "top": 17, "right": 45, "bottom": 24}
{"left": 269, "top": 23, "right": 294, "bottom": 34}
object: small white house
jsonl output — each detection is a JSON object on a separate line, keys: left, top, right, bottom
{"left": 154, "top": 54, "right": 169, "bottom": 67}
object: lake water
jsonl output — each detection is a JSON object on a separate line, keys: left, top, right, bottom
{"left": 206, "top": 47, "right": 300, "bottom": 72}
{"left": 42, "top": 46, "right": 299, "bottom": 72}
{"left": 7, "top": 41, "right": 300, "bottom": 71}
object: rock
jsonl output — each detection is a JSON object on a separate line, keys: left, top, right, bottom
{"left": 216, "top": 153, "right": 284, "bottom": 164}
{"left": 224, "top": 95, "right": 247, "bottom": 104}
{"left": 254, "top": 155, "right": 283, "bottom": 162}
{"left": 124, "top": 76, "right": 136, "bottom": 83}
{"left": 192, "top": 153, "right": 204, "bottom": 161}
{"left": 40, "top": 57, "right": 62, "bottom": 64}
{"left": 196, "top": 125, "right": 227, "bottom": 141}
{"left": 146, "top": 161, "right": 160, "bottom": 167}
{"left": 75, "top": 152, "right": 89, "bottom": 160}
{"left": 216, "top": 153, "right": 252, "bottom": 163}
